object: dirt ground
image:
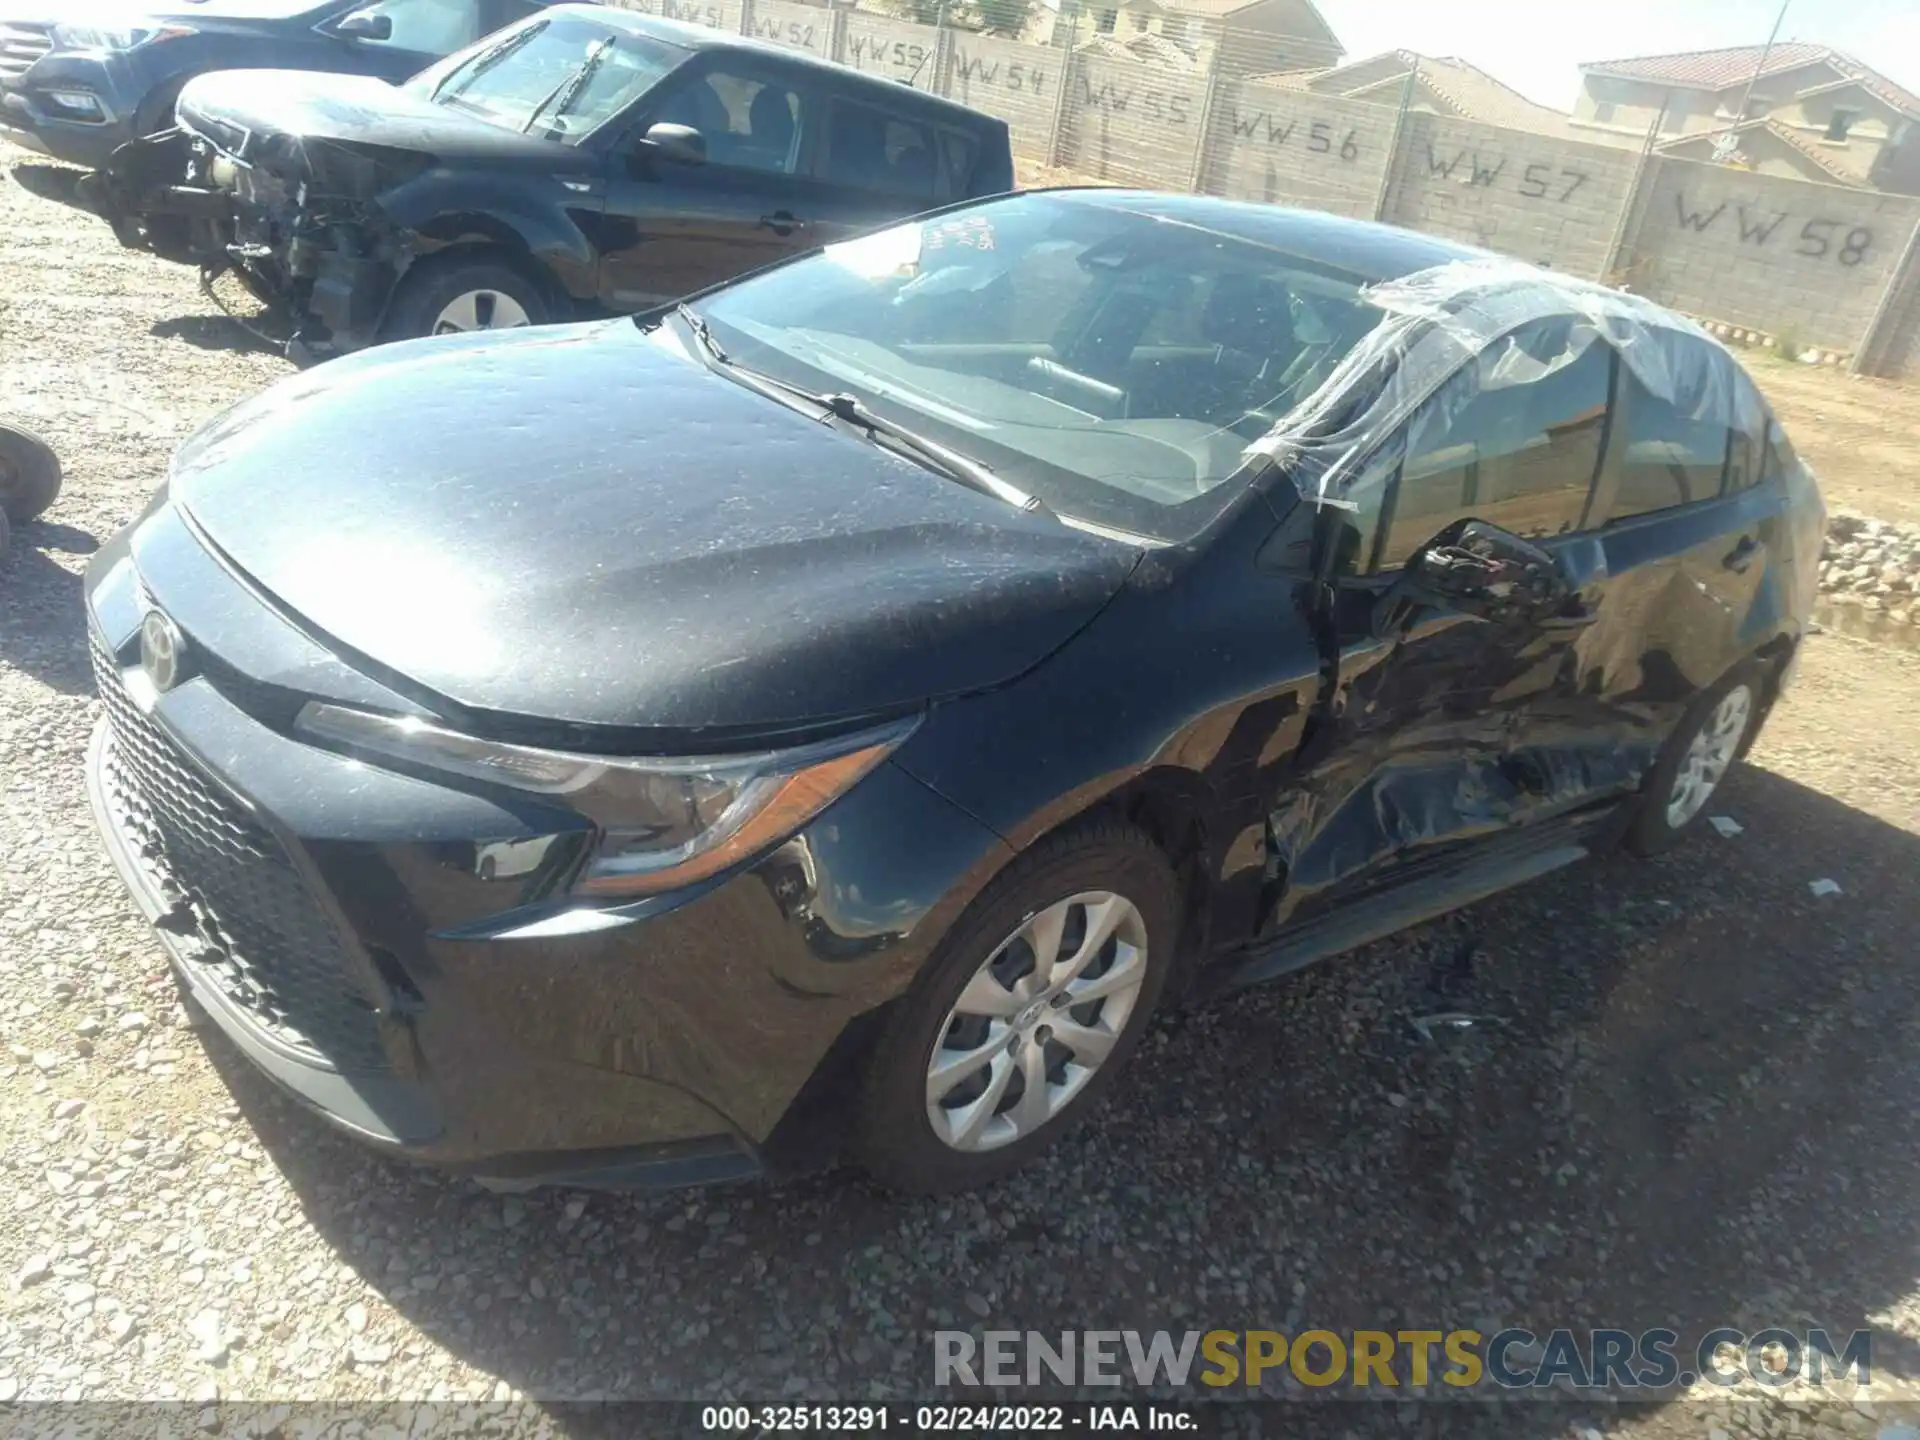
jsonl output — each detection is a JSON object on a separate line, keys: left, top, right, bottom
{"left": 1746, "top": 353, "right": 1920, "bottom": 528}
{"left": 7, "top": 141, "right": 1920, "bottom": 1436}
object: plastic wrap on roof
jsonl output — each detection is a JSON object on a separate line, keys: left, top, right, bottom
{"left": 1244, "top": 257, "right": 1741, "bottom": 511}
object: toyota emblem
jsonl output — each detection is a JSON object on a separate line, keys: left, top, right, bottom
{"left": 139, "top": 610, "right": 187, "bottom": 693}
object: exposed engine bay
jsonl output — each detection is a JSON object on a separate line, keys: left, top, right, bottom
{"left": 80, "top": 101, "right": 427, "bottom": 358}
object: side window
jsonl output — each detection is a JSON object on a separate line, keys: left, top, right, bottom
{"left": 823, "top": 99, "right": 940, "bottom": 199}
{"left": 650, "top": 68, "right": 804, "bottom": 175}
{"left": 345, "top": 0, "right": 482, "bottom": 52}
{"left": 1371, "top": 319, "right": 1613, "bottom": 570}
{"left": 1609, "top": 333, "right": 1733, "bottom": 520}
{"left": 1725, "top": 370, "right": 1769, "bottom": 492}
{"left": 1766, "top": 418, "right": 1801, "bottom": 482}
{"left": 936, "top": 129, "right": 978, "bottom": 197}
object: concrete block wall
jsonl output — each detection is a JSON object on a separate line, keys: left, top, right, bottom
{"left": 838, "top": 12, "right": 941, "bottom": 86}
{"left": 1620, "top": 157, "right": 1920, "bottom": 354}
{"left": 714, "top": 3, "right": 1920, "bottom": 375}
{"left": 607, "top": 0, "right": 743, "bottom": 33}
{"left": 1860, "top": 233, "right": 1920, "bottom": 379}
{"left": 1053, "top": 55, "right": 1208, "bottom": 185}
{"left": 741, "top": 0, "right": 836, "bottom": 61}
{"left": 1197, "top": 83, "right": 1394, "bottom": 220}
{"left": 943, "top": 32, "right": 1061, "bottom": 159}
{"left": 1378, "top": 113, "right": 1640, "bottom": 275}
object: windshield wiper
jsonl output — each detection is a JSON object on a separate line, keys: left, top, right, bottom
{"left": 522, "top": 36, "right": 615, "bottom": 136}
{"left": 674, "top": 306, "right": 1053, "bottom": 519}
{"left": 433, "top": 22, "right": 543, "bottom": 102}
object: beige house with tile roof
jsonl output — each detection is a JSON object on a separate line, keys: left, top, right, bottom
{"left": 1250, "top": 50, "right": 1639, "bottom": 147}
{"left": 1031, "top": 0, "right": 1343, "bottom": 77}
{"left": 1573, "top": 43, "right": 1920, "bottom": 192}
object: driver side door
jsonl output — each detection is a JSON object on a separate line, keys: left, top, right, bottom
{"left": 1261, "top": 317, "right": 1620, "bottom": 933}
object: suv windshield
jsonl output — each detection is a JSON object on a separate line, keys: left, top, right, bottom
{"left": 411, "top": 16, "right": 687, "bottom": 141}
{"left": 689, "top": 192, "right": 1386, "bottom": 540}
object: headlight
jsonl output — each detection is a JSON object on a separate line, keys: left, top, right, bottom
{"left": 294, "top": 703, "right": 915, "bottom": 898}
{"left": 51, "top": 22, "right": 193, "bottom": 51}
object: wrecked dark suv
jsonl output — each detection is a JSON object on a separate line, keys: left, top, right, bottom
{"left": 85, "top": 191, "right": 1822, "bottom": 1195}
{"left": 81, "top": 3, "right": 1013, "bottom": 354}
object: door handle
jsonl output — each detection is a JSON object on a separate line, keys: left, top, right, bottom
{"left": 1722, "top": 536, "right": 1760, "bottom": 573}
{"left": 759, "top": 210, "right": 807, "bottom": 236}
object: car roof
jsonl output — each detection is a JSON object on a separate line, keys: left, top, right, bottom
{"left": 547, "top": 3, "right": 1008, "bottom": 130}
{"left": 1048, "top": 189, "right": 1492, "bottom": 284}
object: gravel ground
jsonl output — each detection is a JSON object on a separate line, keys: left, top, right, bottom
{"left": 7, "top": 142, "right": 1920, "bottom": 1437}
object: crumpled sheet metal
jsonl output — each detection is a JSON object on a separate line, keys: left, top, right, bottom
{"left": 1263, "top": 739, "right": 1643, "bottom": 929}
{"left": 1245, "top": 257, "right": 1740, "bottom": 512}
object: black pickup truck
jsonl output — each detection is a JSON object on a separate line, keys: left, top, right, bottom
{"left": 82, "top": 3, "right": 1014, "bottom": 354}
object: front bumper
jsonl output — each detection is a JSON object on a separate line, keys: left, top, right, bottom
{"left": 81, "top": 507, "right": 1012, "bottom": 1187}
{"left": 0, "top": 52, "right": 141, "bottom": 169}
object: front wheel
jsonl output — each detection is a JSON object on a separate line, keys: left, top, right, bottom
{"left": 854, "top": 819, "right": 1179, "bottom": 1194}
{"left": 1625, "top": 661, "right": 1766, "bottom": 857}
{"left": 0, "top": 422, "right": 61, "bottom": 525}
{"left": 382, "top": 257, "right": 551, "bottom": 343}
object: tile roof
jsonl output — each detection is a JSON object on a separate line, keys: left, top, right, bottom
{"left": 1582, "top": 44, "right": 1920, "bottom": 118}
{"left": 1242, "top": 66, "right": 1324, "bottom": 90}
{"left": 1657, "top": 117, "right": 1875, "bottom": 185}
{"left": 1247, "top": 50, "right": 1639, "bottom": 147}
{"left": 1124, "top": 30, "right": 1203, "bottom": 67}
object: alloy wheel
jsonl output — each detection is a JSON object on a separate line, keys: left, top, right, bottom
{"left": 1665, "top": 683, "right": 1753, "bottom": 829}
{"left": 432, "top": 290, "right": 532, "bottom": 335}
{"left": 924, "top": 891, "right": 1149, "bottom": 1153}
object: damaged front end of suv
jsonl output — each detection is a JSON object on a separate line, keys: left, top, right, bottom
{"left": 78, "top": 60, "right": 603, "bottom": 357}
{"left": 82, "top": 78, "right": 441, "bottom": 355}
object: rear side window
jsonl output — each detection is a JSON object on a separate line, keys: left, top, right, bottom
{"left": 1725, "top": 371, "right": 1769, "bottom": 492}
{"left": 938, "top": 129, "right": 979, "bottom": 195}
{"left": 823, "top": 99, "right": 942, "bottom": 198}
{"left": 1609, "top": 333, "right": 1734, "bottom": 519}
{"left": 1766, "top": 419, "right": 1801, "bottom": 481}
{"left": 1371, "top": 319, "right": 1614, "bottom": 570}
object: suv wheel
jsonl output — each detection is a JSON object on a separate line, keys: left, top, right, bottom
{"left": 854, "top": 820, "right": 1178, "bottom": 1194}
{"left": 1626, "top": 660, "right": 1765, "bottom": 857}
{"left": 384, "top": 257, "right": 551, "bottom": 342}
{"left": 0, "top": 422, "right": 62, "bottom": 526}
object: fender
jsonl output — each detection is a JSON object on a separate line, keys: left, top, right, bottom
{"left": 375, "top": 170, "right": 604, "bottom": 303}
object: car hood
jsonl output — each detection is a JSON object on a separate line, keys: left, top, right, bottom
{"left": 176, "top": 68, "right": 571, "bottom": 170}
{"left": 169, "top": 320, "right": 1139, "bottom": 739}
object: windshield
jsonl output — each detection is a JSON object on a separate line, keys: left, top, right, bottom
{"left": 690, "top": 193, "right": 1386, "bottom": 540}
{"left": 409, "top": 16, "right": 686, "bottom": 141}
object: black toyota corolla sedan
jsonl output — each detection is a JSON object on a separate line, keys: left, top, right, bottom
{"left": 83, "top": 189, "right": 1824, "bottom": 1195}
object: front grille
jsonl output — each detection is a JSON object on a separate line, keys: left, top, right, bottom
{"left": 0, "top": 23, "right": 51, "bottom": 81}
{"left": 91, "top": 632, "right": 392, "bottom": 1074}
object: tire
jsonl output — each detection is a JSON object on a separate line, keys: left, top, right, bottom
{"left": 1624, "top": 659, "right": 1767, "bottom": 857}
{"left": 381, "top": 255, "right": 551, "bottom": 343}
{"left": 0, "top": 422, "right": 61, "bottom": 525}
{"left": 853, "top": 819, "right": 1179, "bottom": 1195}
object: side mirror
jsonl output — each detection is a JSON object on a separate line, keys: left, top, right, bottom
{"left": 641, "top": 122, "right": 706, "bottom": 165}
{"left": 335, "top": 10, "right": 394, "bottom": 40}
{"left": 1382, "top": 520, "right": 1569, "bottom": 629}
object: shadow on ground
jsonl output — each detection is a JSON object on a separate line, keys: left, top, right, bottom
{"left": 195, "top": 759, "right": 1920, "bottom": 1427}
{"left": 1, "top": 523, "right": 96, "bottom": 695}
{"left": 7, "top": 160, "right": 85, "bottom": 207}
{"left": 151, "top": 311, "right": 291, "bottom": 356}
